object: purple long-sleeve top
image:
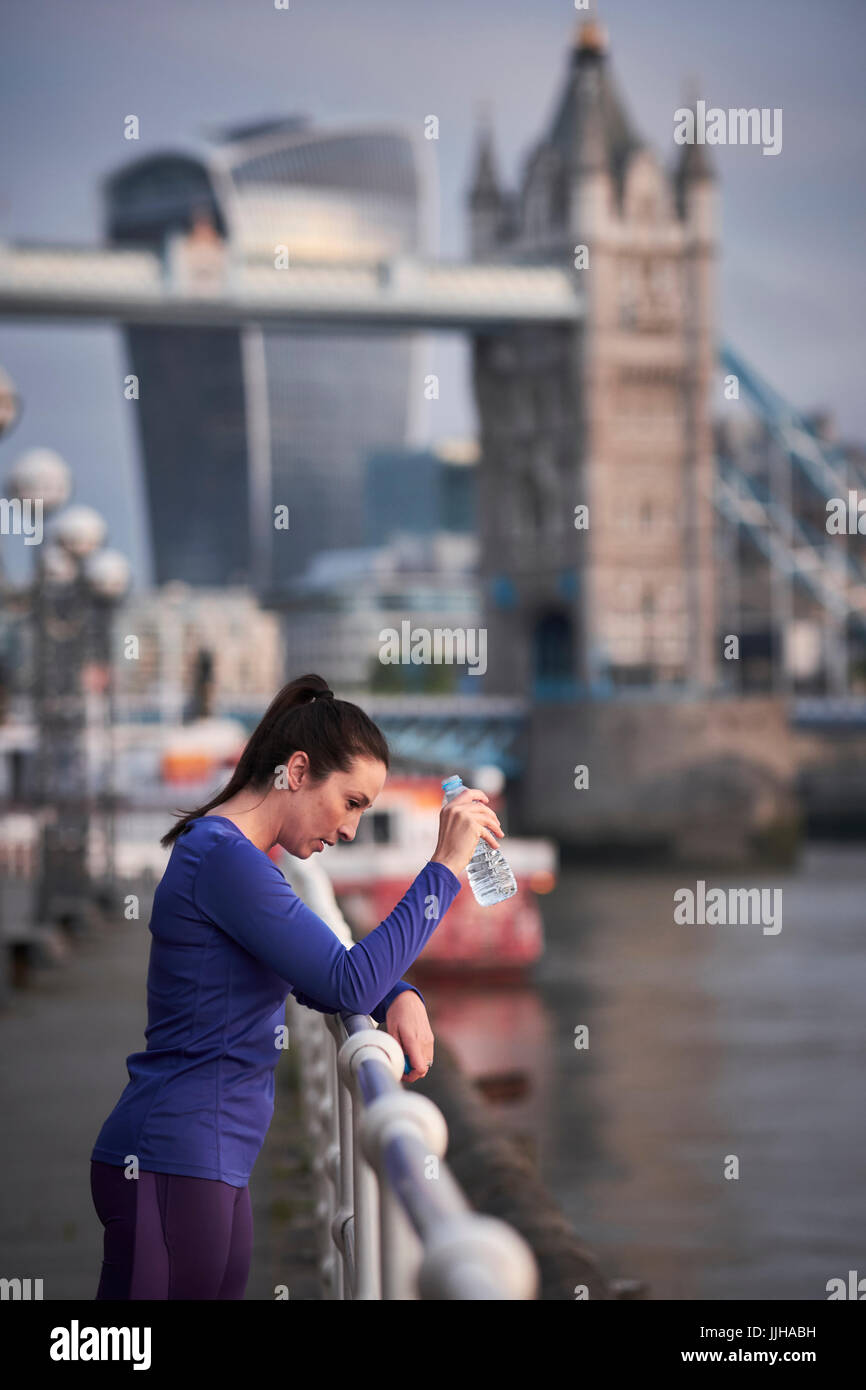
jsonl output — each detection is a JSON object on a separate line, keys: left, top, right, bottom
{"left": 91, "top": 815, "right": 461, "bottom": 1186}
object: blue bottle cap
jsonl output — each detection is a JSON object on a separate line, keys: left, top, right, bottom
{"left": 403, "top": 1055, "right": 411, "bottom": 1075}
{"left": 441, "top": 775, "right": 463, "bottom": 792}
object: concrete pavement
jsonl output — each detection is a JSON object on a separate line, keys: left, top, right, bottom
{"left": 0, "top": 899, "right": 319, "bottom": 1300}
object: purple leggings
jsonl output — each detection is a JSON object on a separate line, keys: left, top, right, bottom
{"left": 90, "top": 1160, "right": 253, "bottom": 1300}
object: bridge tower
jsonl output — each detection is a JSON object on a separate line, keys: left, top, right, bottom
{"left": 468, "top": 19, "right": 718, "bottom": 697}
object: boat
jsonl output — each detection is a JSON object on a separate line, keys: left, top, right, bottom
{"left": 159, "top": 718, "right": 247, "bottom": 784}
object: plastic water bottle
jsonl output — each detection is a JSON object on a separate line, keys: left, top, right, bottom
{"left": 441, "top": 774, "right": 517, "bottom": 906}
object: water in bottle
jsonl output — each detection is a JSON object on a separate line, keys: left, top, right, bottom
{"left": 441, "top": 774, "right": 518, "bottom": 906}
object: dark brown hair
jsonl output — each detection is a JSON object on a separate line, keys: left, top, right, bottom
{"left": 160, "top": 673, "right": 390, "bottom": 848}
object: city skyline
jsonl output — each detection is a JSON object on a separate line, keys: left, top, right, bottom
{"left": 0, "top": 0, "right": 864, "bottom": 590}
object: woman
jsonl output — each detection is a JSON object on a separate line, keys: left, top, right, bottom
{"left": 89, "top": 673, "right": 502, "bottom": 1300}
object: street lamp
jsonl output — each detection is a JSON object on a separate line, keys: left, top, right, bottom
{"left": 39, "top": 543, "right": 78, "bottom": 588}
{"left": 1, "top": 448, "right": 71, "bottom": 599}
{"left": 52, "top": 504, "right": 107, "bottom": 559}
{"left": 3, "top": 452, "right": 129, "bottom": 931}
{"left": 84, "top": 548, "right": 131, "bottom": 896}
{"left": 7, "top": 447, "right": 72, "bottom": 513}
{"left": 86, "top": 549, "right": 132, "bottom": 600}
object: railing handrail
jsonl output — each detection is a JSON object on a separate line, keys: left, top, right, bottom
{"left": 280, "top": 852, "right": 538, "bottom": 1300}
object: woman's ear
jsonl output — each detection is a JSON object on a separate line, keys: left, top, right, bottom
{"left": 285, "top": 748, "right": 310, "bottom": 790}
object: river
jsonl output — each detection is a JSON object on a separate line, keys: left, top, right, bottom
{"left": 422, "top": 842, "right": 866, "bottom": 1300}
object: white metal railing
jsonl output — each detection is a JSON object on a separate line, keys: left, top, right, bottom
{"left": 280, "top": 853, "right": 538, "bottom": 1300}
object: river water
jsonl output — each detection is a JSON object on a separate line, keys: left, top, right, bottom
{"left": 423, "top": 842, "right": 866, "bottom": 1300}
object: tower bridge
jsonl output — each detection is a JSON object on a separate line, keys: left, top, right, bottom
{"left": 1, "top": 237, "right": 859, "bottom": 675}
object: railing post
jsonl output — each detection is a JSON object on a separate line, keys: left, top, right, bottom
{"left": 351, "top": 1084, "right": 381, "bottom": 1299}
{"left": 293, "top": 998, "right": 336, "bottom": 1298}
{"left": 418, "top": 1214, "right": 539, "bottom": 1300}
{"left": 336, "top": 1026, "right": 403, "bottom": 1300}
{"left": 324, "top": 1012, "right": 354, "bottom": 1299}
{"left": 320, "top": 1023, "right": 342, "bottom": 1298}
{"left": 378, "top": 1176, "right": 423, "bottom": 1301}
{"left": 333, "top": 1054, "right": 355, "bottom": 1298}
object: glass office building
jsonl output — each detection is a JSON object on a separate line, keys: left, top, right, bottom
{"left": 104, "top": 117, "right": 434, "bottom": 597}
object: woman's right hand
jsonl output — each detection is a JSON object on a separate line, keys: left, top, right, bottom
{"left": 430, "top": 788, "right": 504, "bottom": 879}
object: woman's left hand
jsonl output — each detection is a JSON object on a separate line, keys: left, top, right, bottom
{"left": 384, "top": 990, "right": 434, "bottom": 1082}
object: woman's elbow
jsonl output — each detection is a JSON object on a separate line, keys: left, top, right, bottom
{"left": 336, "top": 981, "right": 381, "bottom": 1017}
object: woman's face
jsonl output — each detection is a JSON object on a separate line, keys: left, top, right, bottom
{"left": 277, "top": 753, "right": 387, "bottom": 858}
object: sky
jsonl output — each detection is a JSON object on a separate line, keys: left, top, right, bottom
{"left": 0, "top": 0, "right": 864, "bottom": 588}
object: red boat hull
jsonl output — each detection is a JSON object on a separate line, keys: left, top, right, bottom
{"left": 333, "top": 872, "right": 545, "bottom": 975}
